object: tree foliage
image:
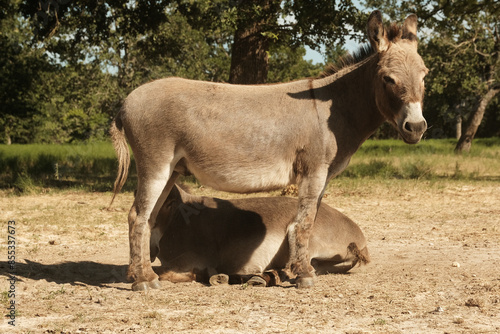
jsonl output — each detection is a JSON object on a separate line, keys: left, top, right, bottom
{"left": 1, "top": 1, "right": 41, "bottom": 143}
{"left": 2, "top": 1, "right": 499, "bottom": 144}
{"left": 7, "top": 1, "right": 236, "bottom": 143}
{"left": 2, "top": 0, "right": 363, "bottom": 143}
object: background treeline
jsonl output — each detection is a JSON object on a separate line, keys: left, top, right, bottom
{"left": 1, "top": 0, "right": 499, "bottom": 152}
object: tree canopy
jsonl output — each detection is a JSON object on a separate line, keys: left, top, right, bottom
{"left": 1, "top": 1, "right": 498, "bottom": 145}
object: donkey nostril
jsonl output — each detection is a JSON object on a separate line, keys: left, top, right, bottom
{"left": 404, "top": 120, "right": 427, "bottom": 133}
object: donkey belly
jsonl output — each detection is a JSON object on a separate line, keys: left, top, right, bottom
{"left": 182, "top": 155, "right": 296, "bottom": 193}
{"left": 176, "top": 115, "right": 301, "bottom": 192}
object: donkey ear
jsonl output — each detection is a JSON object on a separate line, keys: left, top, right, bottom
{"left": 402, "top": 14, "right": 418, "bottom": 44}
{"left": 367, "top": 11, "right": 389, "bottom": 52}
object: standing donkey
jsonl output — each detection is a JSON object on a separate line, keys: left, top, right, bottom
{"left": 110, "top": 11, "right": 428, "bottom": 291}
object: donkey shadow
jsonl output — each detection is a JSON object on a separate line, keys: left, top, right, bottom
{"left": 0, "top": 260, "right": 129, "bottom": 288}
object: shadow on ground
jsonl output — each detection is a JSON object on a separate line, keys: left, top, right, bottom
{"left": 0, "top": 260, "right": 129, "bottom": 288}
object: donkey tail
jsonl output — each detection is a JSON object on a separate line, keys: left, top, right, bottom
{"left": 108, "top": 112, "right": 130, "bottom": 208}
{"left": 347, "top": 242, "right": 371, "bottom": 266}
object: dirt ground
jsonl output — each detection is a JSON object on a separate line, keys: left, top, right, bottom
{"left": 1, "top": 179, "right": 499, "bottom": 333}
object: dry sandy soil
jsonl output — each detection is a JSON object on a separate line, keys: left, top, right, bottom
{"left": 1, "top": 179, "right": 499, "bottom": 333}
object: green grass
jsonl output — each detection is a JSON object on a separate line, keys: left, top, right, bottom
{"left": 353, "top": 138, "right": 500, "bottom": 156}
{"left": 0, "top": 142, "right": 137, "bottom": 193}
{"left": 0, "top": 138, "right": 499, "bottom": 194}
{"left": 342, "top": 138, "right": 500, "bottom": 180}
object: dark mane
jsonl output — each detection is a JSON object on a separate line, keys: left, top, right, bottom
{"left": 319, "top": 23, "right": 407, "bottom": 79}
{"left": 318, "top": 44, "right": 375, "bottom": 78}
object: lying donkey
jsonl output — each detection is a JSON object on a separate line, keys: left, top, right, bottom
{"left": 150, "top": 184, "right": 369, "bottom": 286}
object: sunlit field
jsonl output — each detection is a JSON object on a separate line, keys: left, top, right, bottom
{"left": 1, "top": 138, "right": 498, "bottom": 195}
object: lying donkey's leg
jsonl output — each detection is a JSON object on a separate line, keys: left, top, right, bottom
{"left": 155, "top": 267, "right": 197, "bottom": 283}
{"left": 208, "top": 270, "right": 282, "bottom": 287}
{"left": 209, "top": 274, "right": 230, "bottom": 286}
{"left": 246, "top": 270, "right": 282, "bottom": 287}
{"left": 246, "top": 276, "right": 267, "bottom": 287}
{"left": 264, "top": 269, "right": 282, "bottom": 286}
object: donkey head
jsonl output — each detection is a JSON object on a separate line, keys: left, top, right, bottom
{"left": 368, "top": 11, "right": 429, "bottom": 144}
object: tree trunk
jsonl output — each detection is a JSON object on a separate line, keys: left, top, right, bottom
{"left": 455, "top": 115, "right": 462, "bottom": 139}
{"left": 455, "top": 87, "right": 500, "bottom": 153}
{"left": 229, "top": 22, "right": 269, "bottom": 84}
{"left": 228, "top": 0, "right": 277, "bottom": 85}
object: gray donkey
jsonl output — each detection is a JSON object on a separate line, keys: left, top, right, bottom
{"left": 150, "top": 184, "right": 369, "bottom": 286}
{"left": 110, "top": 11, "right": 427, "bottom": 290}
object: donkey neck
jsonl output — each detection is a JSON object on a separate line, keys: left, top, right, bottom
{"left": 313, "top": 54, "right": 385, "bottom": 153}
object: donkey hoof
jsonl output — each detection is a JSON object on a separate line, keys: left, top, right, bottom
{"left": 209, "top": 274, "right": 229, "bottom": 286}
{"left": 132, "top": 279, "right": 161, "bottom": 291}
{"left": 296, "top": 276, "right": 315, "bottom": 289}
{"left": 247, "top": 276, "right": 267, "bottom": 287}
{"left": 148, "top": 279, "right": 162, "bottom": 289}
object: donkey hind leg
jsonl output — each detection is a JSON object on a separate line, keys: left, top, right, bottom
{"left": 287, "top": 171, "right": 328, "bottom": 289}
{"left": 128, "top": 170, "right": 179, "bottom": 291}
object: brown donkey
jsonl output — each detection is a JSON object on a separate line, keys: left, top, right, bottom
{"left": 150, "top": 184, "right": 369, "bottom": 286}
{"left": 110, "top": 11, "right": 428, "bottom": 290}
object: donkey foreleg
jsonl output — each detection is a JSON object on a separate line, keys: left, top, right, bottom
{"left": 287, "top": 170, "right": 328, "bottom": 289}
{"left": 287, "top": 201, "right": 318, "bottom": 288}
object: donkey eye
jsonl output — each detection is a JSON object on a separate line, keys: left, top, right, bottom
{"left": 383, "top": 76, "right": 396, "bottom": 85}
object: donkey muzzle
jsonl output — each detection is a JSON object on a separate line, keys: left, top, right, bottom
{"left": 398, "top": 102, "right": 427, "bottom": 144}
